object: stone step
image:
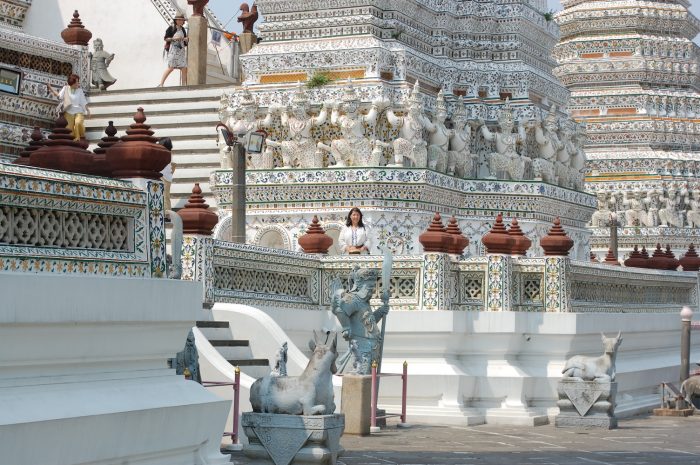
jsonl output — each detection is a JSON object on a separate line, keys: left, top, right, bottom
{"left": 88, "top": 85, "right": 232, "bottom": 103}
{"left": 196, "top": 321, "right": 229, "bottom": 328}
{"left": 209, "top": 339, "right": 249, "bottom": 347}
{"left": 228, "top": 359, "right": 270, "bottom": 367}
{"left": 87, "top": 113, "right": 222, "bottom": 130}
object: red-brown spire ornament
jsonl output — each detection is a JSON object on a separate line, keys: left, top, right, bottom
{"left": 679, "top": 244, "right": 700, "bottom": 272}
{"left": 508, "top": 218, "right": 531, "bottom": 256}
{"left": 647, "top": 243, "right": 669, "bottom": 270}
{"left": 177, "top": 183, "right": 219, "bottom": 235}
{"left": 665, "top": 244, "right": 680, "bottom": 271}
{"left": 61, "top": 10, "right": 92, "bottom": 46}
{"left": 29, "top": 114, "right": 93, "bottom": 174}
{"left": 481, "top": 213, "right": 514, "bottom": 254}
{"left": 623, "top": 245, "right": 646, "bottom": 268}
{"left": 419, "top": 212, "right": 450, "bottom": 253}
{"left": 445, "top": 216, "right": 469, "bottom": 255}
{"left": 298, "top": 216, "right": 333, "bottom": 254}
{"left": 603, "top": 248, "right": 620, "bottom": 266}
{"left": 106, "top": 107, "right": 170, "bottom": 179}
{"left": 539, "top": 217, "right": 574, "bottom": 256}
{"left": 590, "top": 251, "right": 598, "bottom": 263}
{"left": 92, "top": 121, "right": 119, "bottom": 177}
{"left": 14, "top": 127, "right": 45, "bottom": 166}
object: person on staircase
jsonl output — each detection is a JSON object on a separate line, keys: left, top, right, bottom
{"left": 47, "top": 74, "right": 90, "bottom": 142}
{"left": 159, "top": 14, "right": 188, "bottom": 87}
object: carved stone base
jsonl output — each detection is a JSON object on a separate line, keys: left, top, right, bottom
{"left": 555, "top": 379, "right": 617, "bottom": 429}
{"left": 242, "top": 412, "right": 345, "bottom": 465}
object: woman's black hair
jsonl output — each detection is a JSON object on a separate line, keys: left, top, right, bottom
{"left": 157, "top": 137, "right": 173, "bottom": 151}
{"left": 345, "top": 207, "right": 364, "bottom": 228}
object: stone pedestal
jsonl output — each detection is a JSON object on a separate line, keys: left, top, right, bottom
{"left": 187, "top": 15, "right": 208, "bottom": 85}
{"left": 242, "top": 412, "right": 345, "bottom": 465}
{"left": 341, "top": 375, "right": 371, "bottom": 435}
{"left": 555, "top": 379, "right": 617, "bottom": 429}
{"left": 240, "top": 32, "right": 257, "bottom": 54}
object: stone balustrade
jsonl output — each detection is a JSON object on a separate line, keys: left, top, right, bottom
{"left": 182, "top": 239, "right": 699, "bottom": 312}
{"left": 0, "top": 162, "right": 167, "bottom": 277}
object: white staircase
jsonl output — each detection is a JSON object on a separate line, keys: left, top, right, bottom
{"left": 86, "top": 84, "right": 238, "bottom": 210}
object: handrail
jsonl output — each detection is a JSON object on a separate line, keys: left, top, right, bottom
{"left": 370, "top": 361, "right": 408, "bottom": 433}
{"left": 202, "top": 366, "right": 241, "bottom": 448}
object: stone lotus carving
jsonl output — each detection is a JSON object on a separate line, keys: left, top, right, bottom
{"left": 562, "top": 332, "right": 622, "bottom": 382}
{"left": 250, "top": 331, "right": 337, "bottom": 415}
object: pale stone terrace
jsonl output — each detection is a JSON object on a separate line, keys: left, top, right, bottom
{"left": 229, "top": 415, "right": 700, "bottom": 465}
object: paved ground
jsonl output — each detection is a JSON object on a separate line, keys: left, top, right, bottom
{"left": 228, "top": 414, "right": 700, "bottom": 465}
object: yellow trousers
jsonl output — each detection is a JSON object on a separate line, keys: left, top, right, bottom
{"left": 64, "top": 112, "right": 85, "bottom": 141}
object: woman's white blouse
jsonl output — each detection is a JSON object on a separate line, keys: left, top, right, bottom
{"left": 338, "top": 225, "right": 370, "bottom": 254}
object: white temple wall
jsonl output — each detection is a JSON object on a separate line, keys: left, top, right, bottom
{"left": 23, "top": 0, "right": 177, "bottom": 89}
{"left": 202, "top": 303, "right": 700, "bottom": 426}
{"left": 0, "top": 273, "right": 230, "bottom": 465}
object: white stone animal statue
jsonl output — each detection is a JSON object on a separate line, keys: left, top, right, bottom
{"left": 681, "top": 375, "right": 700, "bottom": 408}
{"left": 562, "top": 332, "right": 622, "bottom": 381}
{"left": 270, "top": 341, "right": 288, "bottom": 377}
{"left": 250, "top": 331, "right": 337, "bottom": 415}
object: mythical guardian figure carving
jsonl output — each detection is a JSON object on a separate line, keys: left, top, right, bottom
{"left": 623, "top": 190, "right": 646, "bottom": 227}
{"left": 659, "top": 188, "right": 684, "bottom": 227}
{"left": 266, "top": 82, "right": 328, "bottom": 169}
{"left": 222, "top": 86, "right": 275, "bottom": 169}
{"left": 426, "top": 89, "right": 452, "bottom": 173}
{"left": 480, "top": 100, "right": 529, "bottom": 180}
{"left": 590, "top": 191, "right": 612, "bottom": 227}
{"left": 686, "top": 190, "right": 700, "bottom": 228}
{"left": 90, "top": 38, "right": 117, "bottom": 90}
{"left": 331, "top": 267, "right": 389, "bottom": 375}
{"left": 317, "top": 80, "right": 387, "bottom": 167}
{"left": 530, "top": 106, "right": 560, "bottom": 184}
{"left": 386, "top": 81, "right": 430, "bottom": 168}
{"left": 448, "top": 96, "right": 476, "bottom": 178}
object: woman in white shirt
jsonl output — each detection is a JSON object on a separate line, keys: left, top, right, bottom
{"left": 48, "top": 74, "right": 90, "bottom": 141}
{"left": 339, "top": 207, "right": 370, "bottom": 254}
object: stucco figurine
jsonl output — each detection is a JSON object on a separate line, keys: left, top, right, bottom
{"left": 238, "top": 3, "right": 259, "bottom": 33}
{"left": 266, "top": 82, "right": 328, "bottom": 168}
{"left": 426, "top": 89, "right": 452, "bottom": 173}
{"left": 331, "top": 264, "right": 390, "bottom": 375}
{"left": 317, "top": 80, "right": 386, "bottom": 167}
{"left": 562, "top": 332, "right": 622, "bottom": 381}
{"left": 480, "top": 100, "right": 529, "bottom": 180}
{"left": 448, "top": 96, "right": 476, "bottom": 178}
{"left": 250, "top": 331, "right": 337, "bottom": 415}
{"left": 271, "top": 341, "right": 288, "bottom": 377}
{"left": 386, "top": 81, "right": 430, "bottom": 168}
{"left": 90, "top": 38, "right": 116, "bottom": 90}
{"left": 175, "top": 329, "right": 201, "bottom": 383}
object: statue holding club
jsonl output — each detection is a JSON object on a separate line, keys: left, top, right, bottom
{"left": 331, "top": 248, "right": 392, "bottom": 375}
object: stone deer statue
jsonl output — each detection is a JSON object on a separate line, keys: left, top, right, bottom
{"left": 681, "top": 375, "right": 700, "bottom": 408}
{"left": 562, "top": 332, "right": 623, "bottom": 381}
{"left": 250, "top": 331, "right": 337, "bottom": 415}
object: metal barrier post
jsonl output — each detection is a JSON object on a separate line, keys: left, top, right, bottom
{"left": 400, "top": 361, "right": 407, "bottom": 425}
{"left": 232, "top": 366, "right": 241, "bottom": 446}
{"left": 370, "top": 360, "right": 379, "bottom": 433}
